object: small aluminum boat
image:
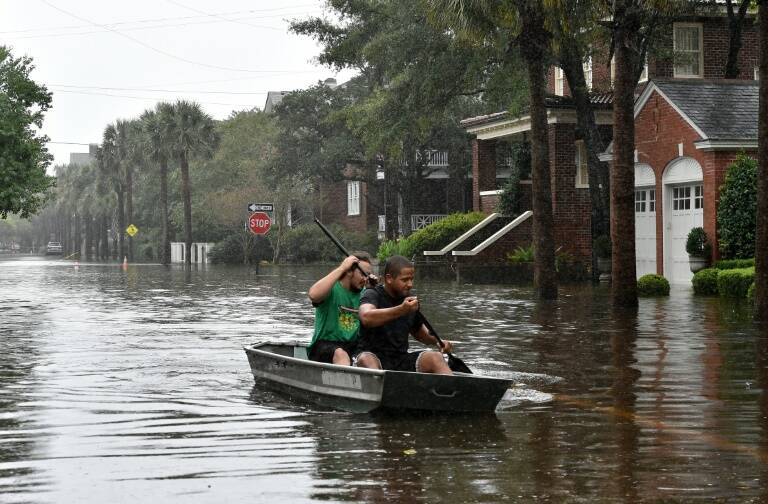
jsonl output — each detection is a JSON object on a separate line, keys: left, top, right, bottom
{"left": 245, "top": 341, "right": 514, "bottom": 413}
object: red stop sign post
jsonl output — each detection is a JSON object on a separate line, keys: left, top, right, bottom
{"left": 249, "top": 212, "right": 271, "bottom": 235}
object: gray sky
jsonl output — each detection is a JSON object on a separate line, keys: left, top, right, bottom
{"left": 1, "top": 0, "right": 353, "bottom": 168}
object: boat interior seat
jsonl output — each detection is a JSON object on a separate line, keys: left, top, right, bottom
{"left": 293, "top": 346, "right": 308, "bottom": 360}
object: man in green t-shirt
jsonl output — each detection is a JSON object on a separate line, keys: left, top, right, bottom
{"left": 307, "top": 253, "right": 375, "bottom": 365}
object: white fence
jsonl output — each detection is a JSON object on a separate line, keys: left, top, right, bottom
{"left": 170, "top": 242, "right": 214, "bottom": 264}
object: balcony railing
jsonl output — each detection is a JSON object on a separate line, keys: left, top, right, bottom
{"left": 411, "top": 214, "right": 447, "bottom": 231}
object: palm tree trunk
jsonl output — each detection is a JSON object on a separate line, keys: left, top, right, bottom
{"left": 84, "top": 211, "right": 92, "bottom": 260}
{"left": 117, "top": 189, "right": 126, "bottom": 261}
{"left": 160, "top": 158, "right": 170, "bottom": 265}
{"left": 126, "top": 165, "right": 134, "bottom": 262}
{"left": 754, "top": 1, "right": 768, "bottom": 321}
{"left": 611, "top": 19, "right": 639, "bottom": 308}
{"left": 180, "top": 151, "right": 193, "bottom": 266}
{"left": 519, "top": 3, "right": 557, "bottom": 300}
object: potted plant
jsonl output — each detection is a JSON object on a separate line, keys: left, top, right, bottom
{"left": 686, "top": 227, "right": 711, "bottom": 273}
{"left": 592, "top": 235, "right": 612, "bottom": 281}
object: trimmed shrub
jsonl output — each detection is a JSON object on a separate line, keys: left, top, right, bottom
{"left": 747, "top": 282, "right": 756, "bottom": 303}
{"left": 692, "top": 268, "right": 719, "bottom": 295}
{"left": 714, "top": 258, "right": 755, "bottom": 270}
{"left": 717, "top": 154, "right": 757, "bottom": 259}
{"left": 210, "top": 233, "right": 273, "bottom": 264}
{"left": 278, "top": 224, "right": 375, "bottom": 264}
{"left": 637, "top": 274, "right": 670, "bottom": 296}
{"left": 377, "top": 212, "right": 485, "bottom": 261}
{"left": 716, "top": 267, "right": 755, "bottom": 298}
{"left": 685, "top": 227, "right": 711, "bottom": 258}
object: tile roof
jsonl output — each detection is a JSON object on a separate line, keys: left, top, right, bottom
{"left": 653, "top": 79, "right": 759, "bottom": 140}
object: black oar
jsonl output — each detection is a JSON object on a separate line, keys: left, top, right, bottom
{"left": 314, "top": 217, "right": 472, "bottom": 374}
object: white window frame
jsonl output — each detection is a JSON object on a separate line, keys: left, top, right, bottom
{"left": 583, "top": 56, "right": 593, "bottom": 91}
{"left": 673, "top": 22, "right": 704, "bottom": 78}
{"left": 575, "top": 140, "right": 589, "bottom": 188}
{"left": 554, "top": 66, "right": 565, "bottom": 96}
{"left": 755, "top": 67, "right": 760, "bottom": 80}
{"left": 347, "top": 180, "right": 361, "bottom": 216}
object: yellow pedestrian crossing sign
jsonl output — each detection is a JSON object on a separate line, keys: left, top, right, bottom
{"left": 126, "top": 224, "right": 139, "bottom": 237}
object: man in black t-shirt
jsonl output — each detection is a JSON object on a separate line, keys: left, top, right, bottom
{"left": 355, "top": 255, "right": 453, "bottom": 374}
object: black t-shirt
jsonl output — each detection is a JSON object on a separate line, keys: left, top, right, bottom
{"left": 358, "top": 284, "right": 424, "bottom": 356}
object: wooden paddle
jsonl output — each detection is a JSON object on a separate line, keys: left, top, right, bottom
{"left": 314, "top": 217, "right": 473, "bottom": 374}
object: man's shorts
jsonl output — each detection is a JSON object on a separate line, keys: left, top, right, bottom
{"left": 354, "top": 350, "right": 425, "bottom": 372}
{"left": 308, "top": 339, "right": 358, "bottom": 364}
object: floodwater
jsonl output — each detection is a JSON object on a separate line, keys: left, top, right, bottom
{"left": 1, "top": 256, "right": 767, "bottom": 503}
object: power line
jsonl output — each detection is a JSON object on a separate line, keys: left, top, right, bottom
{"left": 51, "top": 88, "right": 259, "bottom": 107}
{"left": 49, "top": 84, "right": 273, "bottom": 95}
{"left": 37, "top": 0, "right": 314, "bottom": 74}
{"left": 164, "top": 0, "right": 301, "bottom": 31}
{"left": 1, "top": 5, "right": 320, "bottom": 34}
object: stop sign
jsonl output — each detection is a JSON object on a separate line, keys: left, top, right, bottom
{"left": 248, "top": 212, "right": 271, "bottom": 235}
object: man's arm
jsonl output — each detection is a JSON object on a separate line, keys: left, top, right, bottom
{"left": 412, "top": 323, "right": 454, "bottom": 353}
{"left": 308, "top": 256, "right": 358, "bottom": 304}
{"left": 359, "top": 296, "right": 419, "bottom": 328}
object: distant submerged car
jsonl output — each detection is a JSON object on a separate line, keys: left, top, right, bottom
{"left": 46, "top": 241, "right": 63, "bottom": 255}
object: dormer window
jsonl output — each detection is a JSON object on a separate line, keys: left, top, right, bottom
{"left": 673, "top": 23, "right": 703, "bottom": 78}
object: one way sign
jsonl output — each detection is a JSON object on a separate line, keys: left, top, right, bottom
{"left": 248, "top": 203, "right": 273, "bottom": 212}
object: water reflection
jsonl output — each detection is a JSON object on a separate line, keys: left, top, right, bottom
{"left": 1, "top": 257, "right": 768, "bottom": 502}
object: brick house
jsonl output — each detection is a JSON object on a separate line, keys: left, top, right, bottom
{"left": 462, "top": 12, "right": 759, "bottom": 283}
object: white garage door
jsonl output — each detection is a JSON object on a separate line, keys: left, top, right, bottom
{"left": 663, "top": 157, "right": 704, "bottom": 284}
{"left": 635, "top": 187, "right": 657, "bottom": 277}
{"left": 634, "top": 163, "right": 657, "bottom": 278}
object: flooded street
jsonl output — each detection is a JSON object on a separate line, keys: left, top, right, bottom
{"left": 2, "top": 256, "right": 767, "bottom": 503}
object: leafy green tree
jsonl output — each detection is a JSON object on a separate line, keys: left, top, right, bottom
{"left": 0, "top": 46, "right": 55, "bottom": 218}
{"left": 717, "top": 154, "right": 757, "bottom": 259}
{"left": 165, "top": 100, "right": 219, "bottom": 266}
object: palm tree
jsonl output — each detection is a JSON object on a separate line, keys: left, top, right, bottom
{"left": 114, "top": 119, "right": 136, "bottom": 262}
{"left": 140, "top": 104, "right": 173, "bottom": 265}
{"left": 431, "top": 0, "right": 558, "bottom": 299}
{"left": 99, "top": 124, "right": 125, "bottom": 260}
{"left": 165, "top": 100, "right": 219, "bottom": 266}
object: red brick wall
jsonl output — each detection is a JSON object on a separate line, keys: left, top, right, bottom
{"left": 651, "top": 18, "right": 759, "bottom": 80}
{"left": 548, "top": 124, "right": 592, "bottom": 263}
{"left": 319, "top": 180, "right": 369, "bottom": 234}
{"left": 472, "top": 139, "right": 497, "bottom": 212}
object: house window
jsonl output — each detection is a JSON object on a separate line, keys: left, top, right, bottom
{"left": 583, "top": 57, "right": 593, "bottom": 90}
{"left": 755, "top": 67, "right": 760, "bottom": 80}
{"left": 673, "top": 186, "right": 692, "bottom": 210}
{"left": 635, "top": 190, "right": 647, "bottom": 212}
{"left": 574, "top": 141, "right": 589, "bottom": 188}
{"left": 649, "top": 189, "right": 656, "bottom": 212}
{"left": 694, "top": 185, "right": 703, "bottom": 209}
{"left": 673, "top": 23, "right": 703, "bottom": 78}
{"left": 347, "top": 181, "right": 360, "bottom": 216}
{"left": 554, "top": 67, "right": 565, "bottom": 96}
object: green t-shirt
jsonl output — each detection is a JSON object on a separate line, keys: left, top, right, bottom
{"left": 310, "top": 281, "right": 362, "bottom": 347}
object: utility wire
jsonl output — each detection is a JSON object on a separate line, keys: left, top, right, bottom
{"left": 51, "top": 88, "right": 259, "bottom": 107}
{"left": 165, "top": 0, "right": 300, "bottom": 31}
{"left": 1, "top": 5, "right": 319, "bottom": 34}
{"left": 37, "top": 0, "right": 310, "bottom": 74}
{"left": 49, "top": 84, "right": 272, "bottom": 95}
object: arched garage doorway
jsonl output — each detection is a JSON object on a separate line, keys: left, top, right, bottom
{"left": 634, "top": 163, "right": 657, "bottom": 278}
{"left": 662, "top": 157, "right": 704, "bottom": 284}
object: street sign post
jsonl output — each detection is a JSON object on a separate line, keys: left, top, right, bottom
{"left": 248, "top": 203, "right": 274, "bottom": 212}
{"left": 248, "top": 212, "right": 271, "bottom": 235}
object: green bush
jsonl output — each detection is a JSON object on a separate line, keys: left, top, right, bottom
{"left": 377, "top": 212, "right": 485, "bottom": 261}
{"left": 717, "top": 154, "right": 757, "bottom": 259}
{"left": 637, "top": 274, "right": 670, "bottom": 296}
{"left": 278, "top": 224, "right": 375, "bottom": 264}
{"left": 507, "top": 244, "right": 534, "bottom": 263}
{"left": 747, "top": 282, "right": 756, "bottom": 303}
{"left": 714, "top": 258, "right": 755, "bottom": 270}
{"left": 685, "top": 227, "right": 711, "bottom": 258}
{"left": 210, "top": 233, "right": 273, "bottom": 264}
{"left": 692, "top": 268, "right": 719, "bottom": 295}
{"left": 716, "top": 267, "right": 755, "bottom": 298}
{"left": 497, "top": 169, "right": 522, "bottom": 217}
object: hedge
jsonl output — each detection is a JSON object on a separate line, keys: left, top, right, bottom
{"left": 716, "top": 267, "right": 755, "bottom": 298}
{"left": 717, "top": 154, "right": 757, "bottom": 259}
{"left": 692, "top": 268, "right": 719, "bottom": 295}
{"left": 637, "top": 274, "right": 670, "bottom": 296}
{"left": 377, "top": 212, "right": 485, "bottom": 261}
{"left": 714, "top": 258, "right": 755, "bottom": 270}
